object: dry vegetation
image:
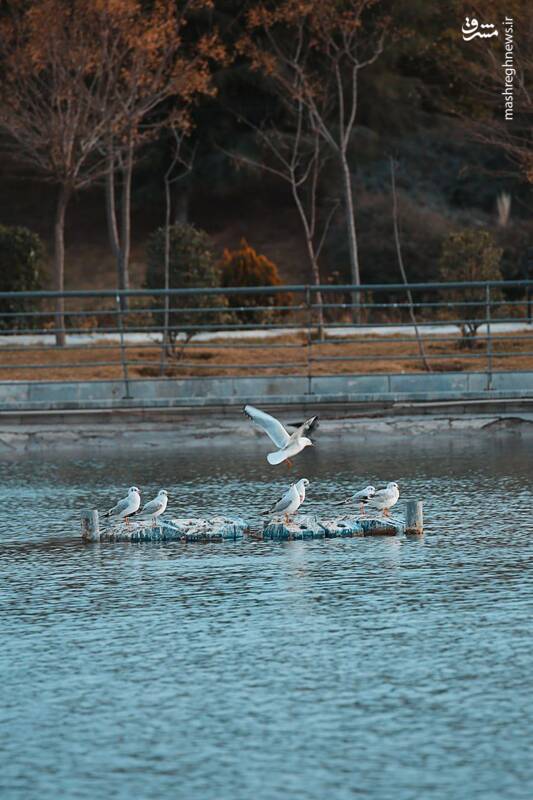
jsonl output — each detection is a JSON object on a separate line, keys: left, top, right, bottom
{"left": 1, "top": 330, "right": 533, "bottom": 381}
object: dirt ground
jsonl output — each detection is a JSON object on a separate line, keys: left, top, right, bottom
{"left": 1, "top": 331, "right": 532, "bottom": 381}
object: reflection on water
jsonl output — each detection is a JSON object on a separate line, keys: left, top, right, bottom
{"left": 1, "top": 434, "right": 532, "bottom": 800}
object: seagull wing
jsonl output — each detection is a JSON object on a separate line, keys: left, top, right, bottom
{"left": 354, "top": 487, "right": 375, "bottom": 503}
{"left": 142, "top": 497, "right": 165, "bottom": 516}
{"left": 291, "top": 415, "right": 319, "bottom": 441}
{"left": 244, "top": 404, "right": 291, "bottom": 448}
{"left": 106, "top": 495, "right": 129, "bottom": 516}
{"left": 263, "top": 485, "right": 296, "bottom": 515}
{"left": 366, "top": 487, "right": 388, "bottom": 507}
{"left": 334, "top": 486, "right": 374, "bottom": 507}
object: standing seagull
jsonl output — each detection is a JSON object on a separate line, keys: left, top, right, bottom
{"left": 139, "top": 489, "right": 168, "bottom": 526}
{"left": 337, "top": 485, "right": 376, "bottom": 515}
{"left": 365, "top": 482, "right": 400, "bottom": 517}
{"left": 102, "top": 486, "right": 141, "bottom": 525}
{"left": 262, "top": 479, "right": 310, "bottom": 522}
{"left": 244, "top": 404, "right": 318, "bottom": 467}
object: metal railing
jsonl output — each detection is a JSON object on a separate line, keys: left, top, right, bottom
{"left": 0, "top": 280, "right": 532, "bottom": 388}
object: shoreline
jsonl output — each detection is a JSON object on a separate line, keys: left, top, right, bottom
{"left": 2, "top": 410, "right": 533, "bottom": 452}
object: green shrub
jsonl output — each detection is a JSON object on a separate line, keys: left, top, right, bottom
{"left": 438, "top": 229, "right": 503, "bottom": 347}
{"left": 0, "top": 225, "right": 46, "bottom": 330}
{"left": 145, "top": 223, "right": 229, "bottom": 349}
{"left": 326, "top": 191, "right": 451, "bottom": 286}
{"left": 219, "top": 239, "right": 289, "bottom": 322}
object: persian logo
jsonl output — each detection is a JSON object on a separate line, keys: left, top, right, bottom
{"left": 461, "top": 17, "right": 498, "bottom": 41}
{"left": 461, "top": 16, "right": 515, "bottom": 121}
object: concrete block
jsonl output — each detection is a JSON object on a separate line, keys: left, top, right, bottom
{"left": 490, "top": 372, "right": 533, "bottom": 392}
{"left": 466, "top": 372, "right": 487, "bottom": 392}
{"left": 28, "top": 381, "right": 79, "bottom": 403}
{"left": 389, "top": 373, "right": 468, "bottom": 394}
{"left": 311, "top": 374, "right": 389, "bottom": 395}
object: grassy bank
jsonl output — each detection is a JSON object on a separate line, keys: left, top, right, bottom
{"left": 1, "top": 330, "right": 532, "bottom": 381}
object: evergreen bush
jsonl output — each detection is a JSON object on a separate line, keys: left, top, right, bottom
{"left": 438, "top": 229, "right": 503, "bottom": 347}
{"left": 0, "top": 225, "right": 46, "bottom": 330}
{"left": 145, "top": 223, "right": 229, "bottom": 349}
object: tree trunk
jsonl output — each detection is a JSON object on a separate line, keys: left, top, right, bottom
{"left": 340, "top": 153, "right": 361, "bottom": 321}
{"left": 173, "top": 184, "right": 189, "bottom": 224}
{"left": 159, "top": 171, "right": 173, "bottom": 374}
{"left": 117, "top": 140, "right": 133, "bottom": 311}
{"left": 53, "top": 185, "right": 70, "bottom": 347}
{"left": 291, "top": 184, "right": 325, "bottom": 335}
{"left": 390, "top": 157, "right": 431, "bottom": 372}
{"left": 105, "top": 151, "right": 121, "bottom": 264}
{"left": 305, "top": 240, "right": 325, "bottom": 336}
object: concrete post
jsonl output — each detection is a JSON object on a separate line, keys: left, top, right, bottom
{"left": 405, "top": 500, "right": 423, "bottom": 534}
{"left": 81, "top": 509, "right": 100, "bottom": 541}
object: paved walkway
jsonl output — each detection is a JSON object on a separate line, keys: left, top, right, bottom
{"left": 1, "top": 321, "right": 532, "bottom": 347}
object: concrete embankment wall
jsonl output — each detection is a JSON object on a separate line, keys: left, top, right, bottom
{"left": 1, "top": 371, "right": 533, "bottom": 412}
{"left": 1, "top": 371, "right": 532, "bottom": 451}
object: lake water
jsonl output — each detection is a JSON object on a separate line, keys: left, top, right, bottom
{"left": 1, "top": 432, "right": 532, "bottom": 800}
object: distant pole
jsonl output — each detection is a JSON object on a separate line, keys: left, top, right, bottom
{"left": 81, "top": 509, "right": 100, "bottom": 541}
{"left": 116, "top": 293, "right": 131, "bottom": 400}
{"left": 390, "top": 157, "right": 431, "bottom": 373}
{"left": 405, "top": 500, "right": 423, "bottom": 534}
{"left": 526, "top": 247, "right": 532, "bottom": 323}
{"left": 485, "top": 284, "right": 493, "bottom": 391}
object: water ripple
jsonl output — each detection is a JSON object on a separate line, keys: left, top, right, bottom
{"left": 1, "top": 434, "right": 532, "bottom": 800}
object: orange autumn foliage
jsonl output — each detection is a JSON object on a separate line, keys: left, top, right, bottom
{"left": 219, "top": 239, "right": 291, "bottom": 321}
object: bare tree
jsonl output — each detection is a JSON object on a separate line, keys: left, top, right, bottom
{"left": 98, "top": 0, "right": 225, "bottom": 308}
{"left": 242, "top": 0, "right": 386, "bottom": 314}
{"left": 224, "top": 85, "right": 339, "bottom": 331}
{"left": 0, "top": 0, "right": 123, "bottom": 344}
{"left": 159, "top": 128, "right": 196, "bottom": 374}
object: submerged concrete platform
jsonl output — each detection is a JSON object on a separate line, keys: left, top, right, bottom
{"left": 83, "top": 515, "right": 249, "bottom": 543}
{"left": 261, "top": 514, "right": 404, "bottom": 539}
{"left": 81, "top": 511, "right": 409, "bottom": 543}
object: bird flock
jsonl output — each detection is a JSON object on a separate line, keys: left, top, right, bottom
{"left": 101, "top": 404, "right": 400, "bottom": 526}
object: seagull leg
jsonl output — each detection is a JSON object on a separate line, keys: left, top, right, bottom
{"left": 285, "top": 458, "right": 293, "bottom": 470}
{"left": 383, "top": 508, "right": 390, "bottom": 517}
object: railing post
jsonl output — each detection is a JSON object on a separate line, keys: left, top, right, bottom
{"left": 81, "top": 509, "right": 100, "bottom": 542}
{"left": 306, "top": 285, "right": 312, "bottom": 395}
{"left": 159, "top": 288, "right": 169, "bottom": 377}
{"left": 116, "top": 293, "right": 132, "bottom": 399}
{"left": 485, "top": 283, "right": 493, "bottom": 390}
{"left": 405, "top": 501, "right": 423, "bottom": 535}
{"left": 526, "top": 247, "right": 533, "bottom": 323}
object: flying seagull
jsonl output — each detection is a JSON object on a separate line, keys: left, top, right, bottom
{"left": 139, "top": 489, "right": 168, "bottom": 526}
{"left": 336, "top": 485, "right": 376, "bottom": 514}
{"left": 102, "top": 486, "right": 141, "bottom": 525}
{"left": 365, "top": 482, "right": 400, "bottom": 517}
{"left": 244, "top": 404, "right": 318, "bottom": 467}
{"left": 262, "top": 478, "right": 309, "bottom": 522}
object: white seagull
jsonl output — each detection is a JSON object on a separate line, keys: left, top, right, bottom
{"left": 244, "top": 404, "right": 317, "bottom": 467}
{"left": 139, "top": 489, "right": 168, "bottom": 526}
{"left": 365, "top": 482, "right": 400, "bottom": 517}
{"left": 337, "top": 485, "right": 376, "bottom": 514}
{"left": 102, "top": 486, "right": 141, "bottom": 525}
{"left": 262, "top": 478, "right": 310, "bottom": 522}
